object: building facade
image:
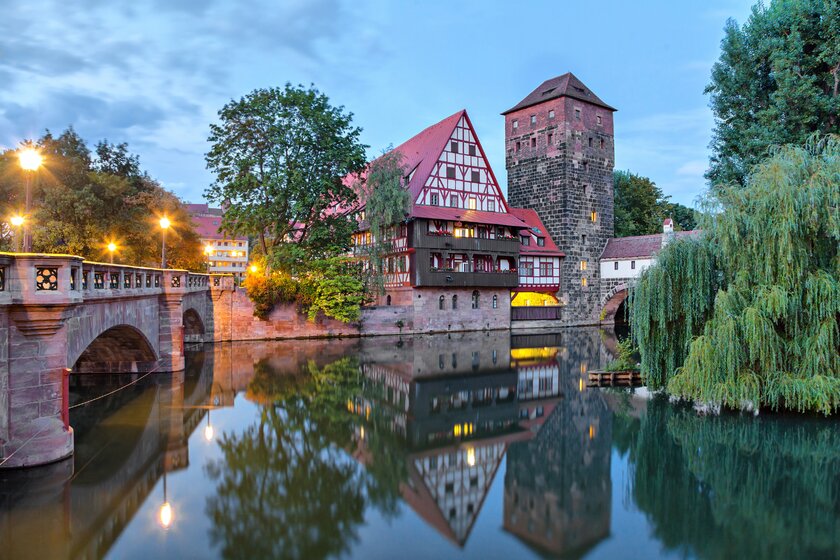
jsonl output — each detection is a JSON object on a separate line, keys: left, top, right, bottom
{"left": 187, "top": 204, "right": 250, "bottom": 280}
{"left": 504, "top": 73, "right": 616, "bottom": 325}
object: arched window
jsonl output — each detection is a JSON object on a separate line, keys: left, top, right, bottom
{"left": 452, "top": 295, "right": 458, "bottom": 310}
{"left": 439, "top": 295, "right": 445, "bottom": 310}
{"left": 386, "top": 295, "right": 392, "bottom": 306}
{"left": 471, "top": 290, "right": 480, "bottom": 309}
{"left": 492, "top": 295, "right": 498, "bottom": 309}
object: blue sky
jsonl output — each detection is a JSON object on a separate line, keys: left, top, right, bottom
{"left": 0, "top": 0, "right": 754, "bottom": 207}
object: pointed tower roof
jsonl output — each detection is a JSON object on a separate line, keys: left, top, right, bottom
{"left": 501, "top": 72, "right": 616, "bottom": 114}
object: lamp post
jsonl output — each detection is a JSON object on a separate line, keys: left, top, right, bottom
{"left": 159, "top": 217, "right": 171, "bottom": 268}
{"left": 10, "top": 215, "right": 24, "bottom": 252}
{"left": 18, "top": 147, "right": 42, "bottom": 253}
{"left": 107, "top": 242, "right": 117, "bottom": 264}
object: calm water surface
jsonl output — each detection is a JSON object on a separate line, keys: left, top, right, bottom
{"left": 1, "top": 329, "right": 838, "bottom": 560}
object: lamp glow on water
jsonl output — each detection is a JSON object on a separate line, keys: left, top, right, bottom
{"left": 159, "top": 502, "right": 173, "bottom": 529}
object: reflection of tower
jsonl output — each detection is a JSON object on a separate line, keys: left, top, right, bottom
{"left": 503, "top": 364, "right": 612, "bottom": 556}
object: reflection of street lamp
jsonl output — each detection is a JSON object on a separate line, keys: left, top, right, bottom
{"left": 159, "top": 216, "right": 171, "bottom": 268}
{"left": 159, "top": 500, "right": 173, "bottom": 529}
{"left": 10, "top": 215, "right": 24, "bottom": 252}
{"left": 204, "top": 410, "right": 214, "bottom": 442}
{"left": 18, "top": 147, "right": 42, "bottom": 253}
{"left": 466, "top": 447, "right": 476, "bottom": 467}
{"left": 107, "top": 242, "right": 117, "bottom": 264}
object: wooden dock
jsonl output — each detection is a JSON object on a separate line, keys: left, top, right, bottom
{"left": 587, "top": 370, "right": 643, "bottom": 388}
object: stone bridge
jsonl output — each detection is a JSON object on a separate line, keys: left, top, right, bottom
{"left": 0, "top": 253, "right": 234, "bottom": 468}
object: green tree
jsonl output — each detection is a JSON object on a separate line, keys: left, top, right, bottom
{"left": 205, "top": 84, "right": 368, "bottom": 272}
{"left": 632, "top": 137, "right": 840, "bottom": 414}
{"left": 667, "top": 202, "right": 697, "bottom": 231}
{"left": 706, "top": 0, "right": 840, "bottom": 187}
{"left": 613, "top": 170, "right": 670, "bottom": 237}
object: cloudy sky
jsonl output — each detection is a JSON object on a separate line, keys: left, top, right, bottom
{"left": 0, "top": 0, "right": 753, "bottom": 206}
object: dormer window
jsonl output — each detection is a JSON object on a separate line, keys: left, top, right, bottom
{"left": 521, "top": 236, "right": 530, "bottom": 246}
{"left": 537, "top": 237, "right": 545, "bottom": 247}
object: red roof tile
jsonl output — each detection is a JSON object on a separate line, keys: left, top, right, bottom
{"left": 502, "top": 72, "right": 616, "bottom": 114}
{"left": 600, "top": 230, "right": 700, "bottom": 260}
{"left": 508, "top": 208, "right": 565, "bottom": 257}
{"left": 411, "top": 206, "right": 530, "bottom": 228}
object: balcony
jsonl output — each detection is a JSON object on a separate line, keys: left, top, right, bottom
{"left": 414, "top": 233, "right": 520, "bottom": 254}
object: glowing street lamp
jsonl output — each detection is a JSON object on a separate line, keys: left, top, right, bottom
{"left": 159, "top": 216, "right": 171, "bottom": 269}
{"left": 18, "top": 147, "right": 42, "bottom": 252}
{"left": 204, "top": 411, "right": 214, "bottom": 442}
{"left": 107, "top": 242, "right": 117, "bottom": 264}
{"left": 204, "top": 244, "right": 214, "bottom": 273}
{"left": 10, "top": 215, "right": 24, "bottom": 252}
{"left": 249, "top": 264, "right": 258, "bottom": 274}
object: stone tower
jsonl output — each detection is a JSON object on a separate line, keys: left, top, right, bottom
{"left": 504, "top": 73, "right": 616, "bottom": 324}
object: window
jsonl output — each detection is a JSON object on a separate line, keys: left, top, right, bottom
{"left": 450, "top": 196, "right": 459, "bottom": 208}
{"left": 631, "top": 260, "right": 636, "bottom": 270}
{"left": 471, "top": 170, "right": 480, "bottom": 182}
{"left": 439, "top": 295, "right": 445, "bottom": 310}
{"left": 575, "top": 109, "right": 581, "bottom": 120}
{"left": 614, "top": 261, "right": 619, "bottom": 270}
{"left": 452, "top": 295, "right": 458, "bottom": 309}
{"left": 468, "top": 197, "right": 477, "bottom": 210}
{"left": 600, "top": 138, "right": 605, "bottom": 149}
{"left": 451, "top": 141, "right": 459, "bottom": 153}
{"left": 530, "top": 115, "right": 536, "bottom": 125}
{"left": 512, "top": 119, "right": 518, "bottom": 130}
{"left": 471, "top": 290, "right": 479, "bottom": 309}
{"left": 548, "top": 109, "right": 555, "bottom": 119}
{"left": 583, "top": 184, "right": 589, "bottom": 196}
{"left": 530, "top": 137, "right": 536, "bottom": 148}
{"left": 537, "top": 237, "right": 545, "bottom": 246}
{"left": 597, "top": 115, "right": 602, "bottom": 125}
{"left": 582, "top": 234, "right": 587, "bottom": 244}
{"left": 583, "top": 161, "right": 588, "bottom": 172}
{"left": 446, "top": 166, "right": 456, "bottom": 179}
{"left": 515, "top": 141, "right": 521, "bottom": 152}
{"left": 469, "top": 144, "right": 476, "bottom": 156}
{"left": 488, "top": 200, "right": 495, "bottom": 212}
{"left": 581, "top": 277, "right": 588, "bottom": 287}
{"left": 430, "top": 192, "right": 439, "bottom": 205}
{"left": 591, "top": 211, "right": 598, "bottom": 222}
{"left": 398, "top": 256, "right": 406, "bottom": 272}
{"left": 588, "top": 137, "right": 593, "bottom": 148}
{"left": 386, "top": 295, "right": 391, "bottom": 306}
{"left": 580, "top": 260, "right": 587, "bottom": 271}
{"left": 520, "top": 235, "right": 530, "bottom": 246}
{"left": 492, "top": 295, "right": 498, "bottom": 309}
{"left": 520, "top": 260, "right": 534, "bottom": 276}
{"left": 540, "top": 262, "right": 553, "bottom": 276}
{"left": 547, "top": 133, "right": 553, "bottom": 145}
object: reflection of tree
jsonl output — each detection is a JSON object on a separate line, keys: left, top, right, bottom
{"left": 621, "top": 398, "right": 840, "bottom": 559}
{"left": 205, "top": 356, "right": 406, "bottom": 559}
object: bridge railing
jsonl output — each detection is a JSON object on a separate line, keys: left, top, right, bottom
{"left": 0, "top": 252, "right": 231, "bottom": 305}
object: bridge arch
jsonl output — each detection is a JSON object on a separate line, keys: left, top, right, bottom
{"left": 183, "top": 307, "right": 206, "bottom": 343}
{"left": 600, "top": 283, "right": 629, "bottom": 325}
{"left": 72, "top": 324, "right": 159, "bottom": 373}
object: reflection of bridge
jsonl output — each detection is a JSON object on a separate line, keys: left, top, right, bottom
{"left": 0, "top": 348, "right": 218, "bottom": 559}
{"left": 0, "top": 253, "right": 234, "bottom": 467}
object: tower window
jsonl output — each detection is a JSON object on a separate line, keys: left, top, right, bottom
{"left": 469, "top": 144, "right": 477, "bottom": 156}
{"left": 530, "top": 137, "right": 536, "bottom": 148}
{"left": 530, "top": 115, "right": 536, "bottom": 125}
{"left": 575, "top": 109, "right": 581, "bottom": 120}
{"left": 583, "top": 161, "right": 589, "bottom": 172}
{"left": 580, "top": 260, "right": 587, "bottom": 271}
{"left": 446, "top": 166, "right": 456, "bottom": 179}
{"left": 471, "top": 170, "right": 480, "bottom": 182}
{"left": 547, "top": 133, "right": 553, "bottom": 145}
{"left": 582, "top": 234, "right": 587, "bottom": 244}
{"left": 548, "top": 109, "right": 555, "bottom": 119}
{"left": 614, "top": 261, "right": 619, "bottom": 270}
{"left": 588, "top": 137, "right": 593, "bottom": 148}
{"left": 581, "top": 277, "right": 588, "bottom": 287}
{"left": 512, "top": 119, "right": 518, "bottom": 130}
{"left": 597, "top": 115, "right": 602, "bottom": 125}
{"left": 451, "top": 141, "right": 459, "bottom": 153}
{"left": 430, "top": 193, "right": 439, "bottom": 205}
{"left": 600, "top": 138, "right": 605, "bottom": 149}
{"left": 515, "top": 141, "right": 521, "bottom": 152}
{"left": 583, "top": 184, "right": 589, "bottom": 196}
{"left": 591, "top": 211, "right": 598, "bottom": 222}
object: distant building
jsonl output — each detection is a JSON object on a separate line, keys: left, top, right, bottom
{"left": 186, "top": 203, "right": 249, "bottom": 280}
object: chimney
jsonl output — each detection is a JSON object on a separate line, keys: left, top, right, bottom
{"left": 662, "top": 218, "right": 674, "bottom": 248}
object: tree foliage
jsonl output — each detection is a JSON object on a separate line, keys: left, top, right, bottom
{"left": 205, "top": 84, "right": 368, "bottom": 272}
{"left": 706, "top": 0, "right": 840, "bottom": 187}
{"left": 0, "top": 128, "right": 203, "bottom": 269}
{"left": 632, "top": 137, "right": 840, "bottom": 414}
{"left": 614, "top": 170, "right": 697, "bottom": 237}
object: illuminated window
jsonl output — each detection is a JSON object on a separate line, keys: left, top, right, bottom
{"left": 468, "top": 197, "right": 477, "bottom": 210}
{"left": 591, "top": 211, "right": 598, "bottom": 222}
{"left": 581, "top": 277, "right": 588, "bottom": 287}
{"left": 580, "top": 260, "right": 587, "bottom": 271}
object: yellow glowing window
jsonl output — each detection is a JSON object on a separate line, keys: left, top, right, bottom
{"left": 580, "top": 260, "right": 587, "bottom": 271}
{"left": 468, "top": 197, "right": 477, "bottom": 210}
{"left": 591, "top": 211, "right": 598, "bottom": 222}
{"left": 581, "top": 277, "right": 588, "bottom": 287}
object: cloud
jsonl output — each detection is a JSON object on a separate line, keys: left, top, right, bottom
{"left": 676, "top": 160, "right": 708, "bottom": 177}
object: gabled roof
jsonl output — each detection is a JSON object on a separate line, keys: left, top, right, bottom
{"left": 508, "top": 208, "right": 565, "bottom": 257}
{"left": 502, "top": 72, "right": 616, "bottom": 114}
{"left": 600, "top": 230, "right": 700, "bottom": 260}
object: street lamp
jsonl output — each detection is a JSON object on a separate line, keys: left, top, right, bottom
{"left": 107, "top": 242, "right": 117, "bottom": 264}
{"left": 204, "top": 244, "right": 213, "bottom": 272}
{"left": 18, "top": 147, "right": 42, "bottom": 253}
{"left": 249, "top": 264, "right": 258, "bottom": 274}
{"left": 10, "top": 215, "right": 24, "bottom": 252}
{"left": 159, "top": 216, "right": 171, "bottom": 268}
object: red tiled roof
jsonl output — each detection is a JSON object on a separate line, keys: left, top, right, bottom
{"left": 508, "top": 208, "right": 565, "bottom": 257}
{"left": 600, "top": 230, "right": 700, "bottom": 260}
{"left": 411, "top": 206, "right": 529, "bottom": 228}
{"left": 502, "top": 72, "right": 616, "bottom": 114}
{"left": 191, "top": 214, "right": 247, "bottom": 241}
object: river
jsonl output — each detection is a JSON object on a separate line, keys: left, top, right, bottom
{"left": 1, "top": 328, "right": 837, "bottom": 559}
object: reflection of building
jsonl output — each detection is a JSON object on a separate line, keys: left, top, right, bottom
{"left": 187, "top": 203, "right": 249, "bottom": 280}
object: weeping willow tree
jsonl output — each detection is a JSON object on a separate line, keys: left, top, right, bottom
{"left": 632, "top": 136, "right": 840, "bottom": 414}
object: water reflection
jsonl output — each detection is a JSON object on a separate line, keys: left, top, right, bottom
{"left": 0, "top": 329, "right": 837, "bottom": 559}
